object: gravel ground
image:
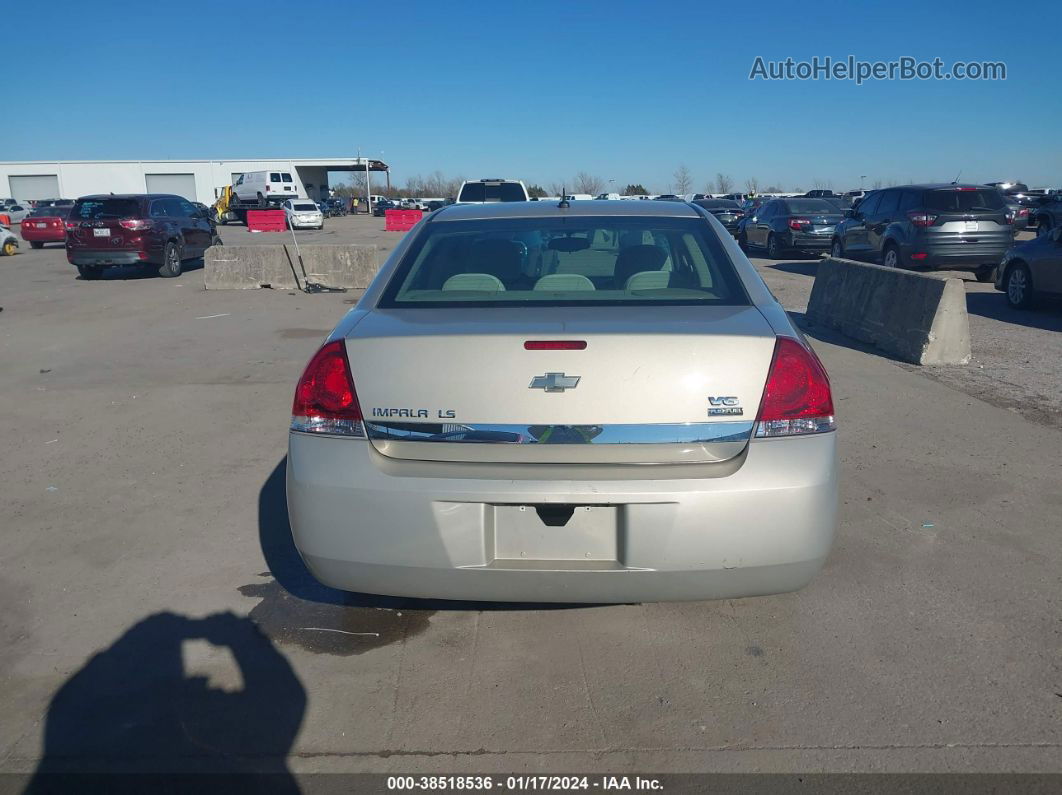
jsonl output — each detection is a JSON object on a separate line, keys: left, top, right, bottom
{"left": 748, "top": 234, "right": 1062, "bottom": 430}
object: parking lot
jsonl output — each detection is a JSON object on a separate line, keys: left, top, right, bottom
{"left": 1, "top": 215, "right": 1061, "bottom": 777}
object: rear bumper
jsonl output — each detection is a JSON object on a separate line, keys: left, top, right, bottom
{"left": 900, "top": 243, "right": 1009, "bottom": 270}
{"left": 786, "top": 233, "right": 833, "bottom": 251}
{"left": 66, "top": 249, "right": 146, "bottom": 266}
{"left": 19, "top": 228, "right": 66, "bottom": 243}
{"left": 286, "top": 432, "right": 838, "bottom": 603}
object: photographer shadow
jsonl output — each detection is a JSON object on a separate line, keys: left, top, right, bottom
{"left": 27, "top": 611, "right": 306, "bottom": 792}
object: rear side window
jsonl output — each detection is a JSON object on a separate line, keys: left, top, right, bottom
{"left": 924, "top": 189, "right": 1005, "bottom": 212}
{"left": 270, "top": 173, "right": 281, "bottom": 182}
{"left": 856, "top": 192, "right": 881, "bottom": 215}
{"left": 877, "top": 191, "right": 900, "bottom": 215}
{"left": 898, "top": 190, "right": 920, "bottom": 212}
{"left": 71, "top": 198, "right": 140, "bottom": 220}
{"left": 380, "top": 217, "right": 748, "bottom": 308}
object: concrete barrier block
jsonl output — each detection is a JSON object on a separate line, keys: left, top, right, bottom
{"left": 204, "top": 245, "right": 379, "bottom": 291}
{"left": 806, "top": 257, "right": 971, "bottom": 365}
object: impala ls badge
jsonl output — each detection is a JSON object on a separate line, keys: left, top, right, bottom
{"left": 530, "top": 372, "right": 581, "bottom": 393}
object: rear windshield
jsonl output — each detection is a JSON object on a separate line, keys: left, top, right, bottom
{"left": 293, "top": 203, "right": 318, "bottom": 211}
{"left": 783, "top": 199, "right": 841, "bottom": 214}
{"left": 694, "top": 200, "right": 740, "bottom": 209}
{"left": 924, "top": 189, "right": 1005, "bottom": 212}
{"left": 70, "top": 198, "right": 140, "bottom": 220}
{"left": 380, "top": 217, "right": 748, "bottom": 308}
{"left": 29, "top": 206, "right": 70, "bottom": 218}
{"left": 458, "top": 182, "right": 526, "bottom": 203}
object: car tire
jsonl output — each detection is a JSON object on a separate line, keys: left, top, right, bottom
{"left": 257, "top": 193, "right": 266, "bottom": 209}
{"left": 766, "top": 233, "right": 784, "bottom": 259}
{"left": 1036, "top": 217, "right": 1051, "bottom": 238}
{"left": 882, "top": 243, "right": 901, "bottom": 268}
{"left": 210, "top": 235, "right": 223, "bottom": 248}
{"left": 76, "top": 264, "right": 102, "bottom": 280}
{"left": 158, "top": 241, "right": 182, "bottom": 278}
{"left": 737, "top": 231, "right": 748, "bottom": 251}
{"left": 830, "top": 238, "right": 844, "bottom": 258}
{"left": 974, "top": 266, "right": 995, "bottom": 283}
{"left": 1004, "top": 262, "right": 1035, "bottom": 309}
{"left": 30, "top": 241, "right": 45, "bottom": 250}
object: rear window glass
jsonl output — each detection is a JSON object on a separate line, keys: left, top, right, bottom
{"left": 70, "top": 199, "right": 140, "bottom": 220}
{"left": 458, "top": 183, "right": 527, "bottom": 203}
{"left": 293, "top": 203, "right": 318, "bottom": 211}
{"left": 281, "top": 173, "right": 293, "bottom": 183}
{"left": 270, "top": 173, "right": 281, "bottom": 182}
{"left": 29, "top": 206, "right": 70, "bottom": 218}
{"left": 380, "top": 217, "right": 748, "bottom": 308}
{"left": 694, "top": 200, "right": 740, "bottom": 209}
{"left": 924, "top": 189, "right": 1005, "bottom": 212}
{"left": 783, "top": 199, "right": 841, "bottom": 214}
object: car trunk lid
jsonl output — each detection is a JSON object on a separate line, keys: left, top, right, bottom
{"left": 346, "top": 305, "right": 777, "bottom": 464}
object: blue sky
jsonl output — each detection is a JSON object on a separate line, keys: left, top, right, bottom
{"left": 7, "top": 0, "right": 1060, "bottom": 192}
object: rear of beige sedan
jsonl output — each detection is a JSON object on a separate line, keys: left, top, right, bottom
{"left": 287, "top": 201, "right": 838, "bottom": 602}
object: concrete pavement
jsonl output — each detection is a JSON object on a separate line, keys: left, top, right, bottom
{"left": 1, "top": 231, "right": 1060, "bottom": 776}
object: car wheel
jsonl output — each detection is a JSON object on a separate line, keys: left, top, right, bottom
{"left": 77, "top": 264, "right": 102, "bottom": 280}
{"left": 882, "top": 244, "right": 901, "bottom": 268}
{"left": 2, "top": 239, "right": 17, "bottom": 256}
{"left": 830, "top": 238, "right": 844, "bottom": 258}
{"left": 30, "top": 241, "right": 45, "bottom": 250}
{"left": 1004, "top": 262, "right": 1034, "bottom": 309}
{"left": 257, "top": 193, "right": 266, "bottom": 209}
{"left": 158, "top": 241, "right": 182, "bottom": 278}
{"left": 974, "top": 266, "right": 995, "bottom": 283}
{"left": 1036, "top": 218, "right": 1051, "bottom": 238}
{"left": 766, "top": 233, "right": 784, "bottom": 259}
{"left": 737, "top": 231, "right": 748, "bottom": 251}
{"left": 210, "top": 235, "right": 223, "bottom": 248}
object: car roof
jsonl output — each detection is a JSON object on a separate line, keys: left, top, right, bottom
{"left": 870, "top": 183, "right": 995, "bottom": 191}
{"left": 432, "top": 199, "right": 700, "bottom": 222}
{"left": 76, "top": 194, "right": 181, "bottom": 200}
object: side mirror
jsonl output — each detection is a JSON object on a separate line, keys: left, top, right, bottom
{"left": 1052, "top": 226, "right": 1062, "bottom": 243}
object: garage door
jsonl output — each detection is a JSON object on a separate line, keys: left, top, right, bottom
{"left": 145, "top": 173, "right": 197, "bottom": 201}
{"left": 9, "top": 174, "right": 60, "bottom": 202}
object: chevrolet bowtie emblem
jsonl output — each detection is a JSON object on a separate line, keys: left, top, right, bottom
{"left": 529, "top": 372, "right": 581, "bottom": 393}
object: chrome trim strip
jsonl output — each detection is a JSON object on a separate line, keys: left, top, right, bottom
{"left": 363, "top": 420, "right": 754, "bottom": 445}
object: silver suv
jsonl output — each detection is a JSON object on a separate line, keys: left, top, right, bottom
{"left": 831, "top": 184, "right": 1013, "bottom": 281}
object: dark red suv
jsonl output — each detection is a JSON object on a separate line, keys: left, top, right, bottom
{"left": 66, "top": 194, "right": 219, "bottom": 279}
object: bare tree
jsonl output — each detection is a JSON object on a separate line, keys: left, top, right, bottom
{"left": 673, "top": 164, "right": 693, "bottom": 195}
{"left": 548, "top": 182, "right": 566, "bottom": 197}
{"left": 745, "top": 176, "right": 760, "bottom": 194}
{"left": 716, "top": 173, "right": 734, "bottom": 194}
{"left": 872, "top": 179, "right": 883, "bottom": 189}
{"left": 573, "top": 172, "right": 604, "bottom": 196}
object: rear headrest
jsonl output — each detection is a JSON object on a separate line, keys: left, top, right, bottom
{"left": 442, "top": 273, "right": 505, "bottom": 292}
{"left": 614, "top": 244, "right": 667, "bottom": 287}
{"left": 534, "top": 273, "right": 596, "bottom": 291}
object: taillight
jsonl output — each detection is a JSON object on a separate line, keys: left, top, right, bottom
{"left": 119, "top": 219, "right": 151, "bottom": 230}
{"left": 907, "top": 211, "right": 937, "bottom": 227}
{"left": 290, "top": 340, "right": 364, "bottom": 436}
{"left": 64, "top": 221, "right": 77, "bottom": 231}
{"left": 755, "top": 337, "right": 835, "bottom": 438}
{"left": 524, "top": 340, "right": 587, "bottom": 350}
{"left": 788, "top": 217, "right": 811, "bottom": 230}
{"left": 265, "top": 185, "right": 271, "bottom": 192}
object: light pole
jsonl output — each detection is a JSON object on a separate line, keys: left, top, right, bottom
{"left": 860, "top": 175, "right": 867, "bottom": 190}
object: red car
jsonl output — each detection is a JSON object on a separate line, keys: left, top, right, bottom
{"left": 20, "top": 206, "right": 71, "bottom": 248}
{"left": 66, "top": 194, "right": 218, "bottom": 279}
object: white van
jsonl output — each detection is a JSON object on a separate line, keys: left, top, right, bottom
{"left": 456, "top": 179, "right": 529, "bottom": 203}
{"left": 232, "top": 171, "right": 300, "bottom": 205}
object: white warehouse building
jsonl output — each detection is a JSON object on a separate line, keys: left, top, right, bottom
{"left": 0, "top": 157, "right": 390, "bottom": 204}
